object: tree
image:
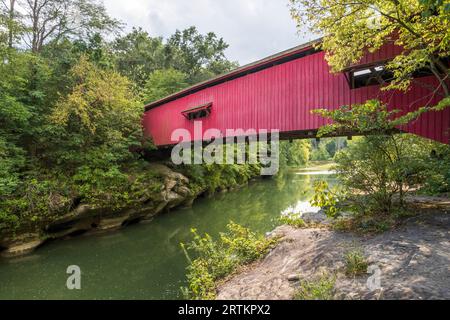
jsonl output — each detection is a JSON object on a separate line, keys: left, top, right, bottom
{"left": 334, "top": 134, "right": 432, "bottom": 214}
{"left": 19, "top": 0, "right": 120, "bottom": 53}
{"left": 288, "top": 140, "right": 311, "bottom": 166}
{"left": 166, "top": 26, "right": 238, "bottom": 84}
{"left": 279, "top": 140, "right": 311, "bottom": 167}
{"left": 112, "top": 26, "right": 237, "bottom": 90}
{"left": 310, "top": 141, "right": 332, "bottom": 161}
{"left": 315, "top": 100, "right": 435, "bottom": 215}
{"left": 112, "top": 27, "right": 167, "bottom": 88}
{"left": 49, "top": 55, "right": 143, "bottom": 171}
{"left": 290, "top": 0, "right": 450, "bottom": 109}
{"left": 143, "top": 68, "right": 189, "bottom": 103}
{"left": 0, "top": 0, "right": 24, "bottom": 48}
{"left": 0, "top": 49, "right": 31, "bottom": 197}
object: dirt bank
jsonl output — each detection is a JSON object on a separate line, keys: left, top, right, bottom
{"left": 217, "top": 203, "right": 450, "bottom": 300}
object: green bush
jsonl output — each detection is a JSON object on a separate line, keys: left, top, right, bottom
{"left": 181, "top": 163, "right": 261, "bottom": 194}
{"left": 279, "top": 140, "right": 311, "bottom": 168}
{"left": 181, "top": 222, "right": 277, "bottom": 300}
{"left": 0, "top": 164, "right": 165, "bottom": 231}
{"left": 420, "top": 143, "right": 450, "bottom": 195}
{"left": 334, "top": 134, "right": 435, "bottom": 215}
{"left": 310, "top": 181, "right": 342, "bottom": 218}
{"left": 0, "top": 175, "right": 74, "bottom": 230}
{"left": 313, "top": 101, "right": 450, "bottom": 218}
{"left": 294, "top": 273, "right": 336, "bottom": 300}
{"left": 279, "top": 214, "right": 306, "bottom": 228}
{"left": 344, "top": 249, "right": 369, "bottom": 277}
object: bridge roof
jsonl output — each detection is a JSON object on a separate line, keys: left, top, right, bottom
{"left": 144, "top": 38, "right": 322, "bottom": 111}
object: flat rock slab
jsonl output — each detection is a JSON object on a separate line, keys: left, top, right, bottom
{"left": 217, "top": 212, "right": 450, "bottom": 300}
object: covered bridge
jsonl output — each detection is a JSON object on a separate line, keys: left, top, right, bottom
{"left": 143, "top": 40, "right": 450, "bottom": 146}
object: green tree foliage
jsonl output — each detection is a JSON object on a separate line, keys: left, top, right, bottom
{"left": 309, "top": 138, "right": 348, "bottom": 161}
{"left": 50, "top": 55, "right": 143, "bottom": 169}
{"left": 0, "top": 3, "right": 241, "bottom": 232}
{"left": 180, "top": 162, "right": 261, "bottom": 195}
{"left": 290, "top": 0, "right": 450, "bottom": 111}
{"left": 166, "top": 26, "right": 239, "bottom": 84}
{"left": 143, "top": 68, "right": 189, "bottom": 103}
{"left": 335, "top": 134, "right": 431, "bottom": 214}
{"left": 310, "top": 181, "right": 340, "bottom": 218}
{"left": 423, "top": 143, "right": 450, "bottom": 193}
{"left": 314, "top": 100, "right": 448, "bottom": 216}
{"left": 112, "top": 26, "right": 238, "bottom": 93}
{"left": 112, "top": 28, "right": 167, "bottom": 88}
{"left": 279, "top": 140, "right": 311, "bottom": 167}
{"left": 0, "top": 49, "right": 33, "bottom": 199}
{"left": 310, "top": 141, "right": 332, "bottom": 161}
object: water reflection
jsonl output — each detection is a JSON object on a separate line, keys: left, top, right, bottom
{"left": 0, "top": 170, "right": 336, "bottom": 300}
{"left": 281, "top": 201, "right": 320, "bottom": 217}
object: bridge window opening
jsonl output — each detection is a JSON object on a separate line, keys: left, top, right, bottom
{"left": 349, "top": 64, "right": 394, "bottom": 89}
{"left": 182, "top": 103, "right": 212, "bottom": 120}
{"left": 349, "top": 57, "right": 450, "bottom": 89}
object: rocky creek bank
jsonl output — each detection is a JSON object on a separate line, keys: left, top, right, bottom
{"left": 0, "top": 163, "right": 256, "bottom": 258}
{"left": 217, "top": 196, "right": 450, "bottom": 300}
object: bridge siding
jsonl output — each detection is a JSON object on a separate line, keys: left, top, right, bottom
{"left": 143, "top": 45, "right": 449, "bottom": 146}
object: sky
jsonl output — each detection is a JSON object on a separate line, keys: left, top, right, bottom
{"left": 103, "top": 0, "right": 314, "bottom": 66}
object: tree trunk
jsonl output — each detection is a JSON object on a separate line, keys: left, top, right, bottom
{"left": 8, "top": 0, "right": 16, "bottom": 48}
{"left": 430, "top": 57, "right": 450, "bottom": 97}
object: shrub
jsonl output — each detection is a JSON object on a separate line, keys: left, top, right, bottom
{"left": 310, "top": 181, "right": 341, "bottom": 218}
{"left": 334, "top": 134, "right": 435, "bottom": 215}
{"left": 294, "top": 273, "right": 336, "bottom": 300}
{"left": 180, "top": 163, "right": 261, "bottom": 194}
{"left": 344, "top": 248, "right": 369, "bottom": 277}
{"left": 279, "top": 214, "right": 306, "bottom": 228}
{"left": 181, "top": 222, "right": 277, "bottom": 300}
{"left": 221, "top": 222, "right": 276, "bottom": 264}
{"left": 312, "top": 100, "right": 448, "bottom": 217}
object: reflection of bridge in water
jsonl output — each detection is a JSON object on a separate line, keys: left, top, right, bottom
{"left": 143, "top": 40, "right": 449, "bottom": 147}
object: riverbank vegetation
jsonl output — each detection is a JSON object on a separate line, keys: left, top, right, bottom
{"left": 308, "top": 101, "right": 450, "bottom": 234}
{"left": 279, "top": 137, "right": 348, "bottom": 170}
{"left": 289, "top": 0, "right": 450, "bottom": 232}
{"left": 181, "top": 222, "right": 278, "bottom": 300}
{"left": 294, "top": 273, "right": 336, "bottom": 300}
{"left": 0, "top": 1, "right": 241, "bottom": 234}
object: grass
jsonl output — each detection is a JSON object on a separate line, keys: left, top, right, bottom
{"left": 344, "top": 248, "right": 369, "bottom": 277}
{"left": 332, "top": 214, "right": 398, "bottom": 235}
{"left": 294, "top": 273, "right": 336, "bottom": 300}
{"left": 279, "top": 214, "right": 306, "bottom": 228}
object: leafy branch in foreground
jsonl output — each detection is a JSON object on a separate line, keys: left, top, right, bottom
{"left": 312, "top": 99, "right": 430, "bottom": 138}
{"left": 290, "top": 0, "right": 450, "bottom": 99}
{"left": 311, "top": 100, "right": 448, "bottom": 221}
{"left": 310, "top": 181, "right": 343, "bottom": 219}
{"left": 181, "top": 222, "right": 277, "bottom": 300}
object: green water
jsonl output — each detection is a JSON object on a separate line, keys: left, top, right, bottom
{"left": 0, "top": 170, "right": 335, "bottom": 300}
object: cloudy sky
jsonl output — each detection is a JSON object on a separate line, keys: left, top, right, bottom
{"left": 103, "top": 0, "right": 314, "bottom": 65}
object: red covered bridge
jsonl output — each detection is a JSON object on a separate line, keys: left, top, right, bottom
{"left": 143, "top": 40, "right": 450, "bottom": 147}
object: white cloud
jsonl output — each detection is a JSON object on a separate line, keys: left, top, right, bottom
{"left": 103, "top": 0, "right": 313, "bottom": 65}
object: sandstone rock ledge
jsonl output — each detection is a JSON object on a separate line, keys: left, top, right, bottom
{"left": 217, "top": 211, "right": 450, "bottom": 300}
{"left": 0, "top": 164, "right": 219, "bottom": 258}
